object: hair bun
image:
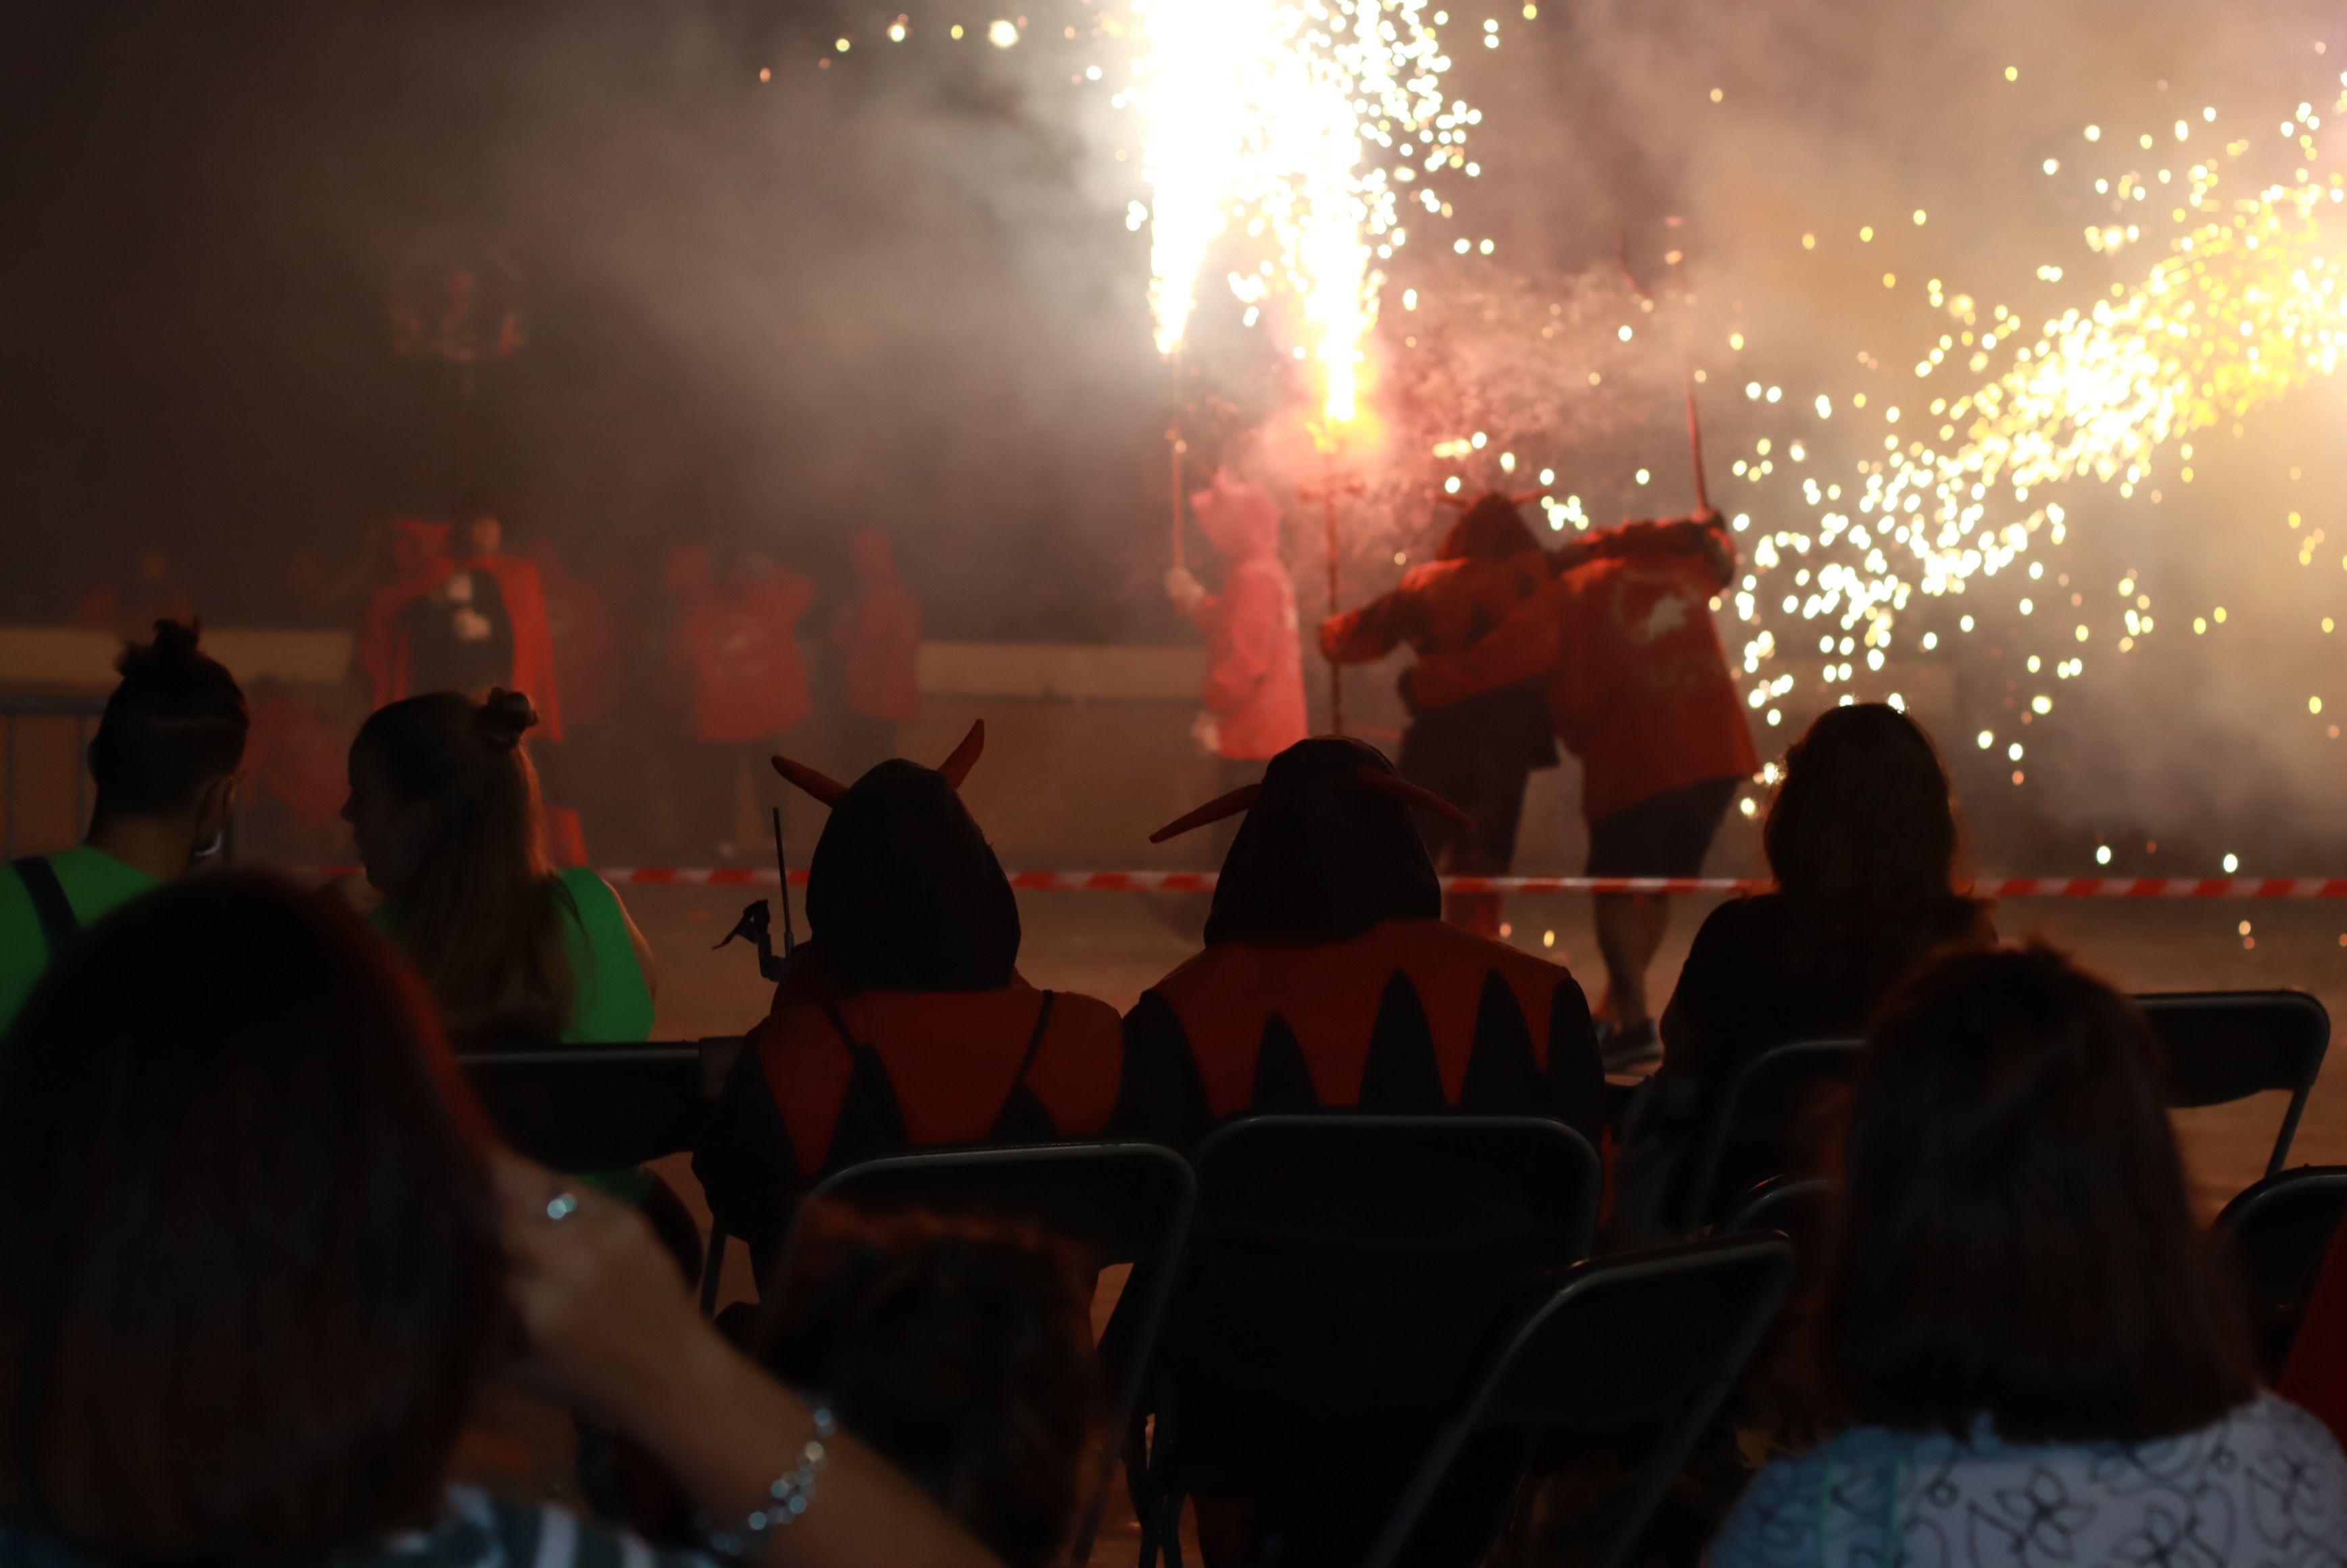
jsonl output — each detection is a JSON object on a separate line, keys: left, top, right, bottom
{"left": 116, "top": 618, "right": 204, "bottom": 678}
{"left": 476, "top": 689, "right": 539, "bottom": 750}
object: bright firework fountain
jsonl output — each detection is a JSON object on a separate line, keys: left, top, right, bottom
{"left": 1132, "top": 0, "right": 1468, "bottom": 726}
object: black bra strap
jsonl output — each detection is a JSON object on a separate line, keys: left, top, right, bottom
{"left": 11, "top": 857, "right": 76, "bottom": 957}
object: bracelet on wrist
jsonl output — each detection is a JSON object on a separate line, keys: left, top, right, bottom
{"left": 696, "top": 1404, "right": 838, "bottom": 1560}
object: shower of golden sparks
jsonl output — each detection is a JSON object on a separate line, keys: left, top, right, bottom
{"left": 1130, "top": 0, "right": 1475, "bottom": 422}
{"left": 1716, "top": 74, "right": 2347, "bottom": 753}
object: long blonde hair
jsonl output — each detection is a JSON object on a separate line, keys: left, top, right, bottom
{"left": 354, "top": 689, "right": 574, "bottom": 1042}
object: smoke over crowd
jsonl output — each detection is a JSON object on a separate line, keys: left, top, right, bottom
{"left": 3, "top": 0, "right": 2344, "bottom": 868}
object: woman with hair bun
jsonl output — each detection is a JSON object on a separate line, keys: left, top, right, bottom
{"left": 342, "top": 688, "right": 656, "bottom": 1044}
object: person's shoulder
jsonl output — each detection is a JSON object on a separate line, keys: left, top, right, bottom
{"left": 2219, "top": 1389, "right": 2347, "bottom": 1471}
{"left": 1708, "top": 1439, "right": 1841, "bottom": 1565}
{"left": 553, "top": 865, "right": 627, "bottom": 916}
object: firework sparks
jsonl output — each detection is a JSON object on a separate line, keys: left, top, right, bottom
{"left": 1131, "top": 0, "right": 1469, "bottom": 421}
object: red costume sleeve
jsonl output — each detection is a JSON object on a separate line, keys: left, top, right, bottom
{"left": 1553, "top": 514, "right": 1737, "bottom": 588}
{"left": 1200, "top": 567, "right": 1285, "bottom": 714}
{"left": 1318, "top": 578, "right": 1426, "bottom": 665}
{"left": 357, "top": 565, "right": 454, "bottom": 710}
{"left": 1408, "top": 578, "right": 1572, "bottom": 711}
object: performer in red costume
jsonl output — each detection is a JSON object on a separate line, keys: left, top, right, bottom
{"left": 1405, "top": 508, "right": 1758, "bottom": 1072}
{"left": 356, "top": 519, "right": 456, "bottom": 710}
{"left": 1165, "top": 470, "right": 1308, "bottom": 790}
{"left": 667, "top": 543, "right": 817, "bottom": 861}
{"left": 694, "top": 722, "right": 1127, "bottom": 1281}
{"left": 1319, "top": 491, "right": 1557, "bottom": 937}
{"left": 1119, "top": 735, "right": 1603, "bottom": 1146}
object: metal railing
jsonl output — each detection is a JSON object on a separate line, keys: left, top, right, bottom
{"left": 3, "top": 695, "right": 107, "bottom": 860}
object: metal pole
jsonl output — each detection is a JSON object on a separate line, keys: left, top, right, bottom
{"left": 1324, "top": 449, "right": 1344, "bottom": 735}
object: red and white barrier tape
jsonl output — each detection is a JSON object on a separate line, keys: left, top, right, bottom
{"left": 297, "top": 867, "right": 2347, "bottom": 898}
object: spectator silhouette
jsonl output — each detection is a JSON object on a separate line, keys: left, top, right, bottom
{"left": 0, "top": 620, "right": 245, "bottom": 1033}
{"left": 1710, "top": 944, "right": 2347, "bottom": 1565}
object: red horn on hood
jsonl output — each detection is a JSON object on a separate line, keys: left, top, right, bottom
{"left": 937, "top": 719, "right": 985, "bottom": 787}
{"left": 1431, "top": 492, "right": 1470, "bottom": 509}
{"left": 1148, "top": 783, "right": 1264, "bottom": 843}
{"left": 1509, "top": 489, "right": 1551, "bottom": 505}
{"left": 1353, "top": 766, "right": 1474, "bottom": 828}
{"left": 770, "top": 754, "right": 848, "bottom": 807}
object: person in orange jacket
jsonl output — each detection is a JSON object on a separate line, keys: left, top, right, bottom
{"left": 1319, "top": 491, "right": 1557, "bottom": 937}
{"left": 1403, "top": 508, "right": 1757, "bottom": 1071}
{"left": 1165, "top": 470, "right": 1309, "bottom": 793}
{"left": 668, "top": 541, "right": 817, "bottom": 861}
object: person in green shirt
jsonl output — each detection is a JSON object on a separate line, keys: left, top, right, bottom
{"left": 341, "top": 686, "right": 656, "bottom": 1044}
{"left": 0, "top": 620, "right": 247, "bottom": 1034}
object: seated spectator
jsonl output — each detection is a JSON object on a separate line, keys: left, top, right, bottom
{"left": 1710, "top": 945, "right": 2347, "bottom": 1566}
{"left": 1616, "top": 702, "right": 1994, "bottom": 1237}
{"left": 0, "top": 871, "right": 996, "bottom": 1568}
{"left": 343, "top": 688, "right": 656, "bottom": 1044}
{"left": 694, "top": 721, "right": 1126, "bottom": 1279}
{"left": 1119, "top": 735, "right": 1605, "bottom": 1151}
{"left": 1659, "top": 702, "right": 1991, "bottom": 1089}
{"left": 0, "top": 620, "right": 245, "bottom": 1033}
{"left": 758, "top": 1204, "right": 1097, "bottom": 1568}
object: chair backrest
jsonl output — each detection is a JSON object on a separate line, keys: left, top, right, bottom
{"left": 1150, "top": 1114, "right": 1601, "bottom": 1554}
{"left": 2137, "top": 991, "right": 2329, "bottom": 1176}
{"left": 1363, "top": 1233, "right": 1798, "bottom": 1568}
{"left": 458, "top": 1042, "right": 719, "bottom": 1172}
{"left": 2215, "top": 1165, "right": 2347, "bottom": 1378}
{"left": 780, "top": 1142, "right": 1196, "bottom": 1567}
{"left": 1678, "top": 1039, "right": 1861, "bottom": 1233}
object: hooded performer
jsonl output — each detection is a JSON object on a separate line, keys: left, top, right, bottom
{"left": 1165, "top": 471, "right": 1309, "bottom": 780}
{"left": 694, "top": 721, "right": 1127, "bottom": 1279}
{"left": 1118, "top": 736, "right": 1605, "bottom": 1151}
{"left": 1403, "top": 508, "right": 1758, "bottom": 1072}
{"left": 1317, "top": 491, "right": 1557, "bottom": 937}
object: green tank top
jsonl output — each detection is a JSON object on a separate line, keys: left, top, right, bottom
{"left": 0, "top": 846, "right": 164, "bottom": 1035}
{"left": 370, "top": 867, "right": 654, "bottom": 1043}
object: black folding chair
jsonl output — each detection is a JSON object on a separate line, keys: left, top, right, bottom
{"left": 1722, "top": 1175, "right": 1833, "bottom": 1243}
{"left": 1676, "top": 1040, "right": 1861, "bottom": 1234}
{"left": 779, "top": 1142, "right": 1197, "bottom": 1567}
{"left": 1141, "top": 1114, "right": 1602, "bottom": 1568}
{"left": 1360, "top": 1233, "right": 1797, "bottom": 1568}
{"left": 458, "top": 1042, "right": 714, "bottom": 1171}
{"left": 2215, "top": 1165, "right": 2347, "bottom": 1378}
{"left": 2137, "top": 991, "right": 2329, "bottom": 1177}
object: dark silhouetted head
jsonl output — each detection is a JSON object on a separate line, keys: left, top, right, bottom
{"left": 87, "top": 620, "right": 247, "bottom": 823}
{"left": 0, "top": 873, "right": 500, "bottom": 1559}
{"left": 1820, "top": 943, "right": 2254, "bottom": 1443}
{"left": 759, "top": 1204, "right": 1097, "bottom": 1568}
{"left": 1156, "top": 737, "right": 1457, "bottom": 946}
{"left": 1439, "top": 491, "right": 1539, "bottom": 561}
{"left": 778, "top": 722, "right": 1020, "bottom": 993}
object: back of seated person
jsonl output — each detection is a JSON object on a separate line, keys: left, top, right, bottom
{"left": 694, "top": 722, "right": 1126, "bottom": 1279}
{"left": 755, "top": 1202, "right": 1096, "bottom": 1568}
{"left": 341, "top": 687, "right": 658, "bottom": 1045}
{"left": 1118, "top": 735, "right": 1605, "bottom": 1151}
{"left": 1659, "top": 702, "right": 1990, "bottom": 1092}
{"left": 1710, "top": 944, "right": 2347, "bottom": 1566}
{"left": 0, "top": 620, "right": 246, "bottom": 1033}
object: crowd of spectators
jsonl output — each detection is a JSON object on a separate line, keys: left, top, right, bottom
{"left": 5, "top": 619, "right": 2346, "bottom": 1566}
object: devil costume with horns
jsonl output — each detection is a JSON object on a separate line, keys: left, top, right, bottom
{"left": 693, "top": 721, "right": 1127, "bottom": 1279}
{"left": 1117, "top": 737, "right": 1605, "bottom": 1150}
{"left": 1318, "top": 491, "right": 1558, "bottom": 937}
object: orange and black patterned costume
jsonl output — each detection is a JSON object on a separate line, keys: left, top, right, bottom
{"left": 694, "top": 722, "right": 1126, "bottom": 1277}
{"left": 1117, "top": 737, "right": 1605, "bottom": 1151}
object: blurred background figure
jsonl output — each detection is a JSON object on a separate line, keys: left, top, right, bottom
{"left": 1165, "top": 468, "right": 1307, "bottom": 809}
{"left": 667, "top": 537, "right": 816, "bottom": 862}
{"left": 73, "top": 544, "right": 195, "bottom": 641}
{"left": 832, "top": 526, "right": 921, "bottom": 777}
